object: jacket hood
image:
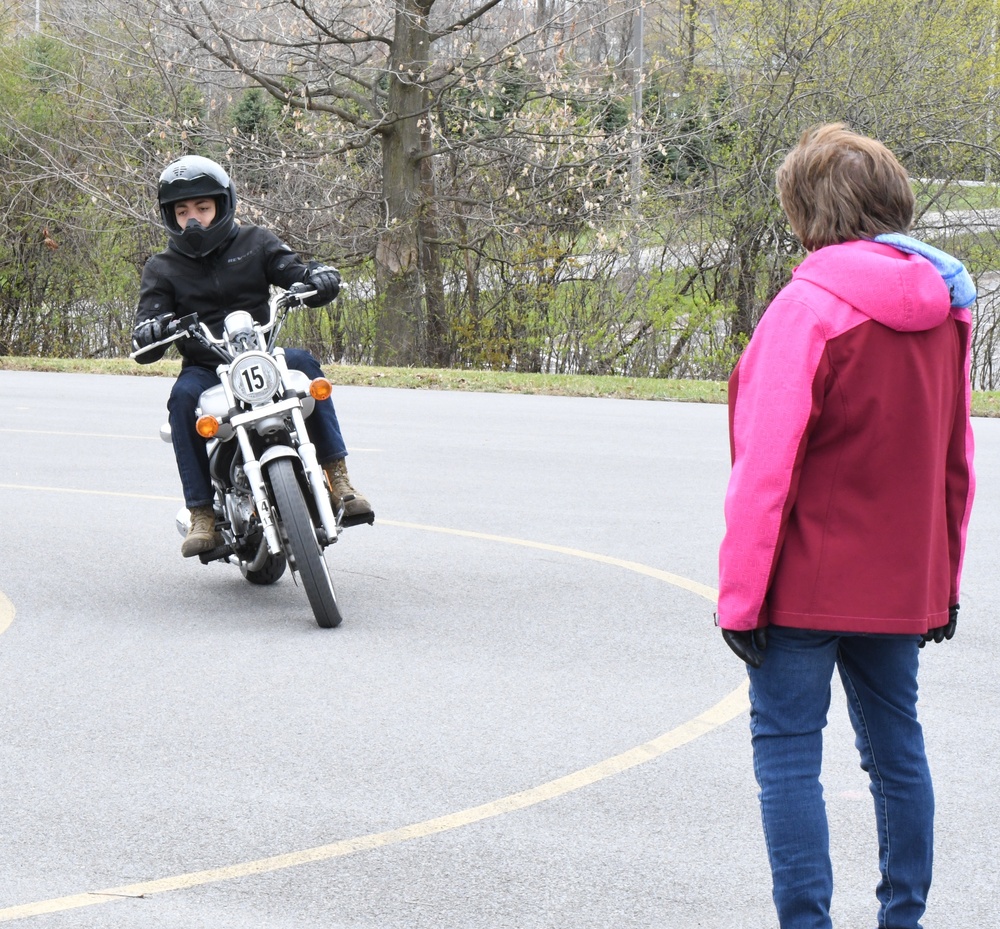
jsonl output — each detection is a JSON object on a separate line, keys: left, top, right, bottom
{"left": 791, "top": 239, "right": 952, "bottom": 333}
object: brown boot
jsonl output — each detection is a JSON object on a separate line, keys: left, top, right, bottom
{"left": 181, "top": 504, "right": 221, "bottom": 557}
{"left": 323, "top": 458, "right": 373, "bottom": 519}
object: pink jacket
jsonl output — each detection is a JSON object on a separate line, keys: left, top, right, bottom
{"left": 717, "top": 239, "right": 975, "bottom": 634}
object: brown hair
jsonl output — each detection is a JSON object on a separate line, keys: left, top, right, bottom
{"left": 776, "top": 123, "right": 914, "bottom": 251}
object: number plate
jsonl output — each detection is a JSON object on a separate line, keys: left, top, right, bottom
{"left": 230, "top": 352, "right": 280, "bottom": 404}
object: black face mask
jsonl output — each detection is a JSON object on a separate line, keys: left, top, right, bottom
{"left": 179, "top": 219, "right": 209, "bottom": 255}
{"left": 165, "top": 199, "right": 235, "bottom": 258}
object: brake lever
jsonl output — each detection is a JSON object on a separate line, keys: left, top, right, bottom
{"left": 278, "top": 287, "right": 318, "bottom": 309}
{"left": 169, "top": 313, "right": 199, "bottom": 334}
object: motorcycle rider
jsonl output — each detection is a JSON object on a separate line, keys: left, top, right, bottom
{"left": 132, "top": 154, "right": 373, "bottom": 557}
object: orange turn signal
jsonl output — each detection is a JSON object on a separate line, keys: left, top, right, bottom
{"left": 196, "top": 415, "right": 220, "bottom": 438}
{"left": 309, "top": 377, "right": 333, "bottom": 401}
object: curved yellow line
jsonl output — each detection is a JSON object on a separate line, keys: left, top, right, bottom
{"left": 0, "top": 591, "right": 13, "bottom": 637}
{"left": 380, "top": 519, "right": 719, "bottom": 602}
{"left": 0, "top": 685, "right": 747, "bottom": 921}
{"left": 0, "top": 428, "right": 160, "bottom": 441}
{"left": 0, "top": 496, "right": 744, "bottom": 922}
{"left": 0, "top": 483, "right": 179, "bottom": 501}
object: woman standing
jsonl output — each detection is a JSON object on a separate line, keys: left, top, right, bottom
{"left": 716, "top": 124, "right": 976, "bottom": 929}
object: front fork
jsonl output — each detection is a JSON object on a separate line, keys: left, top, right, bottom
{"left": 287, "top": 404, "right": 340, "bottom": 544}
{"left": 229, "top": 356, "right": 340, "bottom": 555}
{"left": 235, "top": 445, "right": 282, "bottom": 555}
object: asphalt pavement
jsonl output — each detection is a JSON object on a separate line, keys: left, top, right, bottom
{"left": 0, "top": 370, "right": 997, "bottom": 928}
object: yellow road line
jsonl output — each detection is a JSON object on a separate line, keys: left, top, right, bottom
{"left": 0, "top": 591, "right": 13, "bottom": 637}
{"left": 381, "top": 519, "right": 719, "bottom": 602}
{"left": 0, "top": 494, "right": 742, "bottom": 922}
{"left": 0, "top": 430, "right": 380, "bottom": 452}
{"left": 0, "top": 428, "right": 159, "bottom": 440}
{"left": 0, "top": 685, "right": 747, "bottom": 922}
{"left": 0, "top": 483, "right": 180, "bottom": 501}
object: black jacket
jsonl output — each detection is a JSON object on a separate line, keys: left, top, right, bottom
{"left": 134, "top": 224, "right": 315, "bottom": 367}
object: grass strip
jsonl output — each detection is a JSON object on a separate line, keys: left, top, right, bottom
{"left": 4, "top": 355, "right": 998, "bottom": 416}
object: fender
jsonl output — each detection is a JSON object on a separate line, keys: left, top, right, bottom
{"left": 260, "top": 441, "right": 338, "bottom": 545}
{"left": 259, "top": 445, "right": 301, "bottom": 469}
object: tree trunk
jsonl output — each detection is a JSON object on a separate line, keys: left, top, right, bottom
{"left": 419, "top": 111, "right": 448, "bottom": 366}
{"left": 375, "top": 0, "right": 444, "bottom": 366}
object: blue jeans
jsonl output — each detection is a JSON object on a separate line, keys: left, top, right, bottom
{"left": 167, "top": 348, "right": 348, "bottom": 507}
{"left": 747, "top": 627, "right": 933, "bottom": 929}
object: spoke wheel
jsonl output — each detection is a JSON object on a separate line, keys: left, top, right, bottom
{"left": 267, "top": 458, "right": 342, "bottom": 628}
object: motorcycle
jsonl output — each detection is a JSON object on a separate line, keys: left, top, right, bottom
{"left": 132, "top": 284, "right": 372, "bottom": 629}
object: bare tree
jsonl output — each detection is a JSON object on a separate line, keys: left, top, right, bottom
{"left": 8, "top": 0, "right": 1000, "bottom": 383}
{"left": 133, "top": 0, "right": 648, "bottom": 365}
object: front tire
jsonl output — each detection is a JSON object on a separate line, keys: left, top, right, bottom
{"left": 267, "top": 458, "right": 342, "bottom": 628}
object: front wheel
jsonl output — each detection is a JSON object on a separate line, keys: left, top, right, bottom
{"left": 267, "top": 458, "right": 342, "bottom": 628}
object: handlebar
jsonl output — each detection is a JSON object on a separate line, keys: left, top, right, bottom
{"left": 129, "top": 287, "right": 319, "bottom": 360}
{"left": 276, "top": 284, "right": 319, "bottom": 310}
{"left": 169, "top": 313, "right": 199, "bottom": 335}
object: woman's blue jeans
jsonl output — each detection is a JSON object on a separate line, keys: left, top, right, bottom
{"left": 747, "top": 627, "right": 933, "bottom": 929}
{"left": 167, "top": 348, "right": 348, "bottom": 508}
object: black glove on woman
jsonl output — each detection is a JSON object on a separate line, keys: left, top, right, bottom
{"left": 920, "top": 604, "right": 959, "bottom": 647}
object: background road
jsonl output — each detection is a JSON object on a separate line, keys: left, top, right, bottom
{"left": 0, "top": 370, "right": 997, "bottom": 928}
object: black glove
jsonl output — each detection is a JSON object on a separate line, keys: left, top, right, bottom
{"left": 132, "top": 313, "right": 174, "bottom": 349}
{"left": 920, "top": 604, "right": 958, "bottom": 647}
{"left": 306, "top": 263, "right": 341, "bottom": 303}
{"left": 721, "top": 626, "right": 768, "bottom": 668}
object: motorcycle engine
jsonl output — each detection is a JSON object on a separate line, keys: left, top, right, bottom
{"left": 225, "top": 464, "right": 257, "bottom": 536}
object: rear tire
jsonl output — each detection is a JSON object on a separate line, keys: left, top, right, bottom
{"left": 267, "top": 458, "right": 342, "bottom": 628}
{"left": 241, "top": 552, "right": 287, "bottom": 585}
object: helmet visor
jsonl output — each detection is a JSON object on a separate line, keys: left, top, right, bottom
{"left": 158, "top": 174, "right": 228, "bottom": 207}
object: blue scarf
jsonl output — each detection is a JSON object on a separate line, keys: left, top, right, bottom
{"left": 874, "top": 233, "right": 976, "bottom": 308}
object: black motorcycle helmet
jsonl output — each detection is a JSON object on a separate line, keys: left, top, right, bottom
{"left": 157, "top": 155, "right": 237, "bottom": 258}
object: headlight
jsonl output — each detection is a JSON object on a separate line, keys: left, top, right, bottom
{"left": 230, "top": 352, "right": 280, "bottom": 404}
